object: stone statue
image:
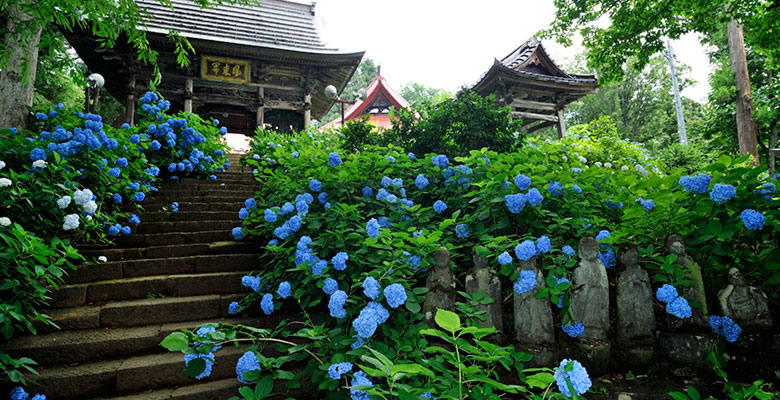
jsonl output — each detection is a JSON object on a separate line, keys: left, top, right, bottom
{"left": 423, "top": 248, "right": 456, "bottom": 326}
{"left": 465, "top": 254, "right": 503, "bottom": 334}
{"left": 571, "top": 237, "right": 610, "bottom": 340}
{"left": 616, "top": 244, "right": 655, "bottom": 347}
{"left": 513, "top": 255, "right": 554, "bottom": 345}
{"left": 666, "top": 234, "right": 707, "bottom": 329}
{"left": 718, "top": 267, "right": 772, "bottom": 329}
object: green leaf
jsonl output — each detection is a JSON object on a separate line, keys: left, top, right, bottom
{"left": 389, "top": 363, "right": 435, "bottom": 378}
{"left": 434, "top": 309, "right": 460, "bottom": 333}
{"left": 686, "top": 386, "right": 700, "bottom": 400}
{"left": 256, "top": 375, "right": 274, "bottom": 398}
{"left": 160, "top": 332, "right": 189, "bottom": 351}
{"left": 184, "top": 357, "right": 206, "bottom": 378}
{"left": 526, "top": 372, "right": 555, "bottom": 389}
{"left": 668, "top": 392, "right": 691, "bottom": 400}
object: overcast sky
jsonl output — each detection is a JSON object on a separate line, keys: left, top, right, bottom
{"left": 310, "top": 0, "right": 713, "bottom": 102}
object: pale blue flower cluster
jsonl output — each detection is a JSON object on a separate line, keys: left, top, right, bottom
{"left": 384, "top": 283, "right": 407, "bottom": 308}
{"left": 455, "top": 223, "right": 469, "bottom": 238}
{"left": 362, "top": 276, "right": 382, "bottom": 299}
{"left": 350, "top": 370, "right": 373, "bottom": 400}
{"left": 277, "top": 281, "right": 291, "bottom": 298}
{"left": 666, "top": 297, "right": 692, "bottom": 319}
{"left": 362, "top": 186, "right": 373, "bottom": 197}
{"left": 415, "top": 174, "right": 429, "bottom": 190}
{"left": 562, "top": 245, "right": 575, "bottom": 258}
{"left": 504, "top": 193, "right": 527, "bottom": 214}
{"left": 433, "top": 200, "right": 447, "bottom": 213}
{"left": 241, "top": 275, "right": 262, "bottom": 292}
{"left": 9, "top": 387, "right": 46, "bottom": 400}
{"left": 366, "top": 218, "right": 380, "bottom": 238}
{"left": 535, "top": 236, "right": 551, "bottom": 254}
{"left": 526, "top": 188, "right": 543, "bottom": 206}
{"left": 554, "top": 359, "right": 592, "bottom": 397}
{"left": 261, "top": 293, "right": 274, "bottom": 315}
{"left": 352, "top": 301, "right": 389, "bottom": 338}
{"left": 328, "top": 361, "right": 353, "bottom": 380}
{"left": 309, "top": 179, "right": 322, "bottom": 192}
{"left": 323, "top": 278, "right": 339, "bottom": 295}
{"left": 655, "top": 284, "right": 677, "bottom": 303}
{"left": 498, "top": 251, "right": 513, "bottom": 265}
{"left": 740, "top": 209, "right": 765, "bottom": 230}
{"left": 710, "top": 184, "right": 736, "bottom": 203}
{"left": 332, "top": 252, "right": 349, "bottom": 271}
{"left": 328, "top": 290, "right": 348, "bottom": 318}
{"left": 678, "top": 173, "right": 711, "bottom": 194}
{"left": 562, "top": 322, "right": 584, "bottom": 338}
{"left": 514, "top": 240, "right": 537, "bottom": 261}
{"left": 514, "top": 174, "right": 532, "bottom": 190}
{"left": 236, "top": 351, "right": 261, "bottom": 384}
{"left": 431, "top": 154, "right": 449, "bottom": 168}
{"left": 548, "top": 181, "right": 563, "bottom": 196}
{"left": 328, "top": 152, "right": 342, "bottom": 167}
{"left": 513, "top": 269, "right": 536, "bottom": 294}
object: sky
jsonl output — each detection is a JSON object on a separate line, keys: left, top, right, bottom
{"left": 309, "top": 0, "right": 714, "bottom": 102}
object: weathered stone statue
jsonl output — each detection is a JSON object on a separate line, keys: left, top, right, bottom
{"left": 513, "top": 255, "right": 554, "bottom": 345}
{"left": 465, "top": 253, "right": 503, "bottom": 334}
{"left": 616, "top": 244, "right": 655, "bottom": 347}
{"left": 423, "top": 248, "right": 456, "bottom": 326}
{"left": 572, "top": 237, "right": 609, "bottom": 340}
{"left": 666, "top": 234, "right": 707, "bottom": 329}
{"left": 718, "top": 267, "right": 772, "bottom": 329}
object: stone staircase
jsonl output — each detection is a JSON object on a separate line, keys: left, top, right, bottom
{"left": 5, "top": 154, "right": 266, "bottom": 399}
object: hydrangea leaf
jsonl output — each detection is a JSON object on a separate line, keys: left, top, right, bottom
{"left": 160, "top": 332, "right": 189, "bottom": 351}
{"left": 434, "top": 308, "right": 461, "bottom": 334}
{"left": 184, "top": 357, "right": 206, "bottom": 378}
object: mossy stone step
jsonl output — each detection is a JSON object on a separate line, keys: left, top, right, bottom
{"left": 79, "top": 241, "right": 259, "bottom": 260}
{"left": 138, "top": 211, "right": 239, "bottom": 223}
{"left": 138, "top": 202, "right": 244, "bottom": 212}
{"left": 143, "top": 194, "right": 253, "bottom": 205}
{"left": 85, "top": 378, "right": 242, "bottom": 400}
{"left": 115, "top": 230, "right": 233, "bottom": 247}
{"left": 134, "top": 220, "right": 236, "bottom": 234}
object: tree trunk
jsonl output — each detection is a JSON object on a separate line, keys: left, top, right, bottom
{"left": 726, "top": 19, "right": 759, "bottom": 165}
{"left": 0, "top": 4, "right": 43, "bottom": 132}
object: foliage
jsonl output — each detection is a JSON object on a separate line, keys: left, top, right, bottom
{"left": 399, "top": 82, "right": 453, "bottom": 107}
{"left": 386, "top": 89, "right": 522, "bottom": 155}
{"left": 339, "top": 116, "right": 382, "bottom": 154}
{"left": 162, "top": 123, "right": 776, "bottom": 398}
{"left": 321, "top": 59, "right": 378, "bottom": 124}
{"left": 0, "top": 91, "right": 230, "bottom": 383}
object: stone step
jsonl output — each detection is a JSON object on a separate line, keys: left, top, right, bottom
{"left": 134, "top": 220, "right": 237, "bottom": 234}
{"left": 84, "top": 378, "right": 242, "bottom": 400}
{"left": 25, "top": 344, "right": 248, "bottom": 399}
{"left": 138, "top": 211, "right": 240, "bottom": 223}
{"left": 39, "top": 294, "right": 243, "bottom": 333}
{"left": 8, "top": 317, "right": 260, "bottom": 366}
{"left": 137, "top": 202, "right": 246, "bottom": 213}
{"left": 156, "top": 182, "right": 257, "bottom": 192}
{"left": 145, "top": 191, "right": 255, "bottom": 202}
{"left": 79, "top": 241, "right": 258, "bottom": 261}
{"left": 51, "top": 271, "right": 250, "bottom": 308}
{"left": 114, "top": 230, "right": 233, "bottom": 247}
{"left": 68, "top": 254, "right": 261, "bottom": 284}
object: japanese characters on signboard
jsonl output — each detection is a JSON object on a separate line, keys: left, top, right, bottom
{"left": 201, "top": 56, "right": 250, "bottom": 83}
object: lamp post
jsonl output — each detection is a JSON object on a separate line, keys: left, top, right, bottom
{"left": 324, "top": 85, "right": 367, "bottom": 125}
{"left": 85, "top": 73, "right": 105, "bottom": 114}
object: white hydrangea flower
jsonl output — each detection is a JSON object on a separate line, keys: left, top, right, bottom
{"left": 57, "top": 196, "right": 72, "bottom": 209}
{"left": 83, "top": 200, "right": 98, "bottom": 214}
{"left": 0, "top": 217, "right": 10, "bottom": 226}
{"left": 604, "top": 162, "right": 612, "bottom": 168}
{"left": 86, "top": 215, "right": 93, "bottom": 221}
{"left": 0, "top": 178, "right": 11, "bottom": 187}
{"left": 578, "top": 156, "right": 587, "bottom": 164}
{"left": 635, "top": 164, "right": 649, "bottom": 176}
{"left": 0, "top": 160, "right": 5, "bottom": 170}
{"left": 621, "top": 166, "right": 629, "bottom": 171}
{"left": 62, "top": 214, "right": 80, "bottom": 231}
{"left": 73, "top": 189, "right": 93, "bottom": 206}
{"left": 594, "top": 161, "right": 603, "bottom": 167}
{"left": 98, "top": 256, "right": 108, "bottom": 262}
{"left": 32, "top": 160, "right": 47, "bottom": 169}
{"left": 562, "top": 156, "right": 568, "bottom": 161}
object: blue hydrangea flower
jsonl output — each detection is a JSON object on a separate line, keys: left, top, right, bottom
{"left": 384, "top": 283, "right": 407, "bottom": 308}
{"left": 239, "top": 208, "right": 249, "bottom": 220}
{"left": 149, "top": 140, "right": 161, "bottom": 151}
{"left": 309, "top": 179, "right": 322, "bottom": 192}
{"left": 352, "top": 302, "right": 389, "bottom": 339}
{"left": 709, "top": 315, "right": 742, "bottom": 343}
{"left": 363, "top": 276, "right": 382, "bottom": 299}
{"left": 232, "top": 227, "right": 244, "bottom": 240}
{"left": 184, "top": 352, "right": 214, "bottom": 380}
{"left": 554, "top": 359, "right": 592, "bottom": 397}
{"left": 595, "top": 230, "right": 610, "bottom": 242}
{"left": 514, "top": 174, "right": 532, "bottom": 190}
{"left": 740, "top": 209, "right": 765, "bottom": 230}
{"left": 235, "top": 351, "right": 261, "bottom": 384}
{"left": 639, "top": 199, "right": 655, "bottom": 211}
{"left": 598, "top": 249, "right": 616, "bottom": 269}
{"left": 362, "top": 186, "right": 373, "bottom": 197}
{"left": 328, "top": 361, "right": 353, "bottom": 380}
{"left": 112, "top": 193, "right": 122, "bottom": 204}
{"left": 655, "top": 284, "right": 678, "bottom": 303}
{"left": 116, "top": 157, "right": 128, "bottom": 168}
{"left": 121, "top": 226, "right": 131, "bottom": 235}
{"left": 292, "top": 151, "right": 299, "bottom": 158}
{"left": 505, "top": 193, "right": 526, "bottom": 213}
{"left": 513, "top": 270, "right": 536, "bottom": 294}
{"left": 366, "top": 218, "right": 380, "bottom": 238}
{"left": 548, "top": 181, "right": 563, "bottom": 196}
{"left": 678, "top": 173, "right": 711, "bottom": 194}
{"left": 277, "top": 281, "right": 291, "bottom": 298}
{"left": 296, "top": 200, "right": 309, "bottom": 216}
{"left": 350, "top": 370, "right": 373, "bottom": 400}
{"left": 572, "top": 184, "right": 582, "bottom": 194}
{"left": 9, "top": 387, "right": 28, "bottom": 400}
{"left": 562, "top": 245, "right": 575, "bottom": 258}
{"left": 571, "top": 168, "right": 582, "bottom": 174}
{"left": 535, "top": 236, "right": 551, "bottom": 254}
{"left": 498, "top": 252, "right": 512, "bottom": 265}
{"left": 228, "top": 301, "right": 239, "bottom": 315}
{"left": 415, "top": 174, "right": 429, "bottom": 190}
{"left": 606, "top": 199, "right": 623, "bottom": 209}
{"left": 526, "top": 188, "right": 543, "bottom": 206}
{"left": 514, "top": 240, "right": 537, "bottom": 261}
{"left": 332, "top": 252, "right": 348, "bottom": 271}
{"left": 431, "top": 154, "right": 449, "bottom": 168}
{"left": 245, "top": 198, "right": 257, "bottom": 210}
{"left": 328, "top": 152, "right": 342, "bottom": 167}
{"left": 433, "top": 200, "right": 447, "bottom": 213}
{"left": 386, "top": 155, "right": 396, "bottom": 163}
{"left": 108, "top": 167, "right": 121, "bottom": 178}
{"left": 408, "top": 152, "right": 415, "bottom": 160}
{"left": 562, "top": 322, "right": 584, "bottom": 338}
{"left": 128, "top": 214, "right": 141, "bottom": 224}
{"left": 288, "top": 216, "right": 302, "bottom": 231}
{"left": 455, "top": 223, "right": 469, "bottom": 238}
{"left": 666, "top": 297, "right": 692, "bottom": 319}
{"left": 323, "top": 278, "right": 338, "bottom": 295}
{"left": 108, "top": 224, "right": 121, "bottom": 236}
{"left": 328, "top": 290, "right": 347, "bottom": 318}
{"left": 710, "top": 184, "right": 736, "bottom": 203}
{"left": 261, "top": 293, "right": 274, "bottom": 315}
{"left": 281, "top": 202, "right": 294, "bottom": 214}
{"left": 311, "top": 259, "right": 327, "bottom": 275}
{"left": 318, "top": 192, "right": 327, "bottom": 204}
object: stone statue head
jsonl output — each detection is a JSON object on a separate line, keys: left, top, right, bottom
{"left": 618, "top": 243, "right": 639, "bottom": 268}
{"left": 433, "top": 248, "right": 450, "bottom": 270}
{"left": 578, "top": 237, "right": 599, "bottom": 261}
{"left": 665, "top": 234, "right": 686, "bottom": 256}
{"left": 473, "top": 253, "right": 488, "bottom": 269}
{"left": 728, "top": 267, "right": 747, "bottom": 287}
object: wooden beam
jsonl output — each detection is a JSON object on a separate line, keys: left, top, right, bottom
{"left": 511, "top": 111, "right": 558, "bottom": 123}
{"left": 184, "top": 79, "right": 193, "bottom": 113}
{"left": 556, "top": 109, "right": 566, "bottom": 139}
{"left": 526, "top": 120, "right": 556, "bottom": 133}
{"left": 257, "top": 106, "right": 265, "bottom": 130}
{"left": 125, "top": 75, "right": 136, "bottom": 126}
{"left": 303, "top": 93, "right": 311, "bottom": 128}
{"left": 511, "top": 99, "right": 557, "bottom": 112}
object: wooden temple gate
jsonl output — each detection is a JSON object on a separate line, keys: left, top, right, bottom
{"left": 63, "top": 0, "right": 364, "bottom": 134}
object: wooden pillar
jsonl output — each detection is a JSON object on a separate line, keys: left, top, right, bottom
{"left": 184, "top": 79, "right": 193, "bottom": 114}
{"left": 556, "top": 108, "right": 566, "bottom": 139}
{"left": 256, "top": 87, "right": 265, "bottom": 131}
{"left": 125, "top": 75, "right": 136, "bottom": 126}
{"left": 303, "top": 93, "right": 311, "bottom": 128}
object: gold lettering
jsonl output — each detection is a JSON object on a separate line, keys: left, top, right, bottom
{"left": 210, "top": 61, "right": 221, "bottom": 75}
{"left": 232, "top": 65, "right": 242, "bottom": 77}
{"left": 222, "top": 64, "right": 231, "bottom": 76}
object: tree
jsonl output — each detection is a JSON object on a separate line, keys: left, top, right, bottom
{"left": 543, "top": 0, "right": 778, "bottom": 163}
{"left": 320, "top": 58, "right": 377, "bottom": 124}
{"left": 0, "top": 0, "right": 252, "bottom": 131}
{"left": 399, "top": 82, "right": 453, "bottom": 107}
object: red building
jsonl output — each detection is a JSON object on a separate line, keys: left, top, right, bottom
{"left": 323, "top": 67, "right": 412, "bottom": 130}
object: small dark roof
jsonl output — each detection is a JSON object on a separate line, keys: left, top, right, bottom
{"left": 137, "top": 0, "right": 339, "bottom": 54}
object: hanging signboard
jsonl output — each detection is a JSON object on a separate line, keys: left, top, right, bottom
{"left": 201, "top": 55, "right": 250, "bottom": 83}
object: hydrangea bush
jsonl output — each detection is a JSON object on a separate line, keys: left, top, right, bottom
{"left": 0, "top": 93, "right": 230, "bottom": 383}
{"left": 164, "top": 125, "right": 777, "bottom": 398}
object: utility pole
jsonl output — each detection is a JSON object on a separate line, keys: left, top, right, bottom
{"left": 665, "top": 40, "right": 688, "bottom": 145}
